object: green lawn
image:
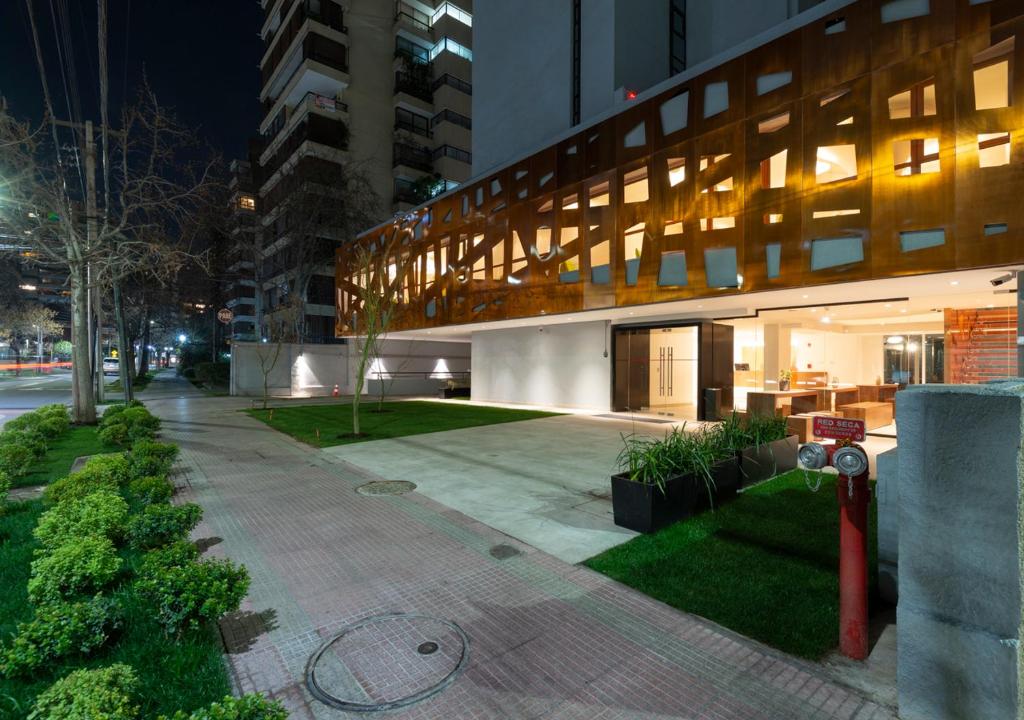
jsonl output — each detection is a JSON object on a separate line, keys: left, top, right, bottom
{"left": 246, "top": 400, "right": 560, "bottom": 447}
{"left": 584, "top": 470, "right": 879, "bottom": 660}
{"left": 14, "top": 425, "right": 109, "bottom": 488}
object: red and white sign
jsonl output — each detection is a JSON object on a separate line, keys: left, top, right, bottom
{"left": 813, "top": 416, "right": 866, "bottom": 442}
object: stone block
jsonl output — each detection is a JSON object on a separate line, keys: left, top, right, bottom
{"left": 896, "top": 382, "right": 1024, "bottom": 720}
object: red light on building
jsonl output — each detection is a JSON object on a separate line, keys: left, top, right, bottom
{"left": 626, "top": 90, "right": 638, "bottom": 100}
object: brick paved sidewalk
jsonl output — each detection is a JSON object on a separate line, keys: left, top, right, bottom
{"left": 146, "top": 373, "right": 895, "bottom": 720}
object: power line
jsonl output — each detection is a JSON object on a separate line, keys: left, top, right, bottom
{"left": 23, "top": 0, "right": 66, "bottom": 175}
{"left": 46, "top": 0, "right": 86, "bottom": 198}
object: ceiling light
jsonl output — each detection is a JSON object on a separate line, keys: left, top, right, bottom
{"left": 886, "top": 336, "right": 905, "bottom": 344}
{"left": 822, "top": 316, "right": 832, "bottom": 324}
{"left": 900, "top": 309, "right": 907, "bottom": 313}
{"left": 802, "top": 294, "right": 809, "bottom": 299}
{"left": 950, "top": 280, "right": 959, "bottom": 286}
{"left": 885, "top": 303, "right": 892, "bottom": 308}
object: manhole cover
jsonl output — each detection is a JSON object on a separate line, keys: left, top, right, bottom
{"left": 306, "top": 614, "right": 469, "bottom": 712}
{"left": 355, "top": 480, "right": 416, "bottom": 496}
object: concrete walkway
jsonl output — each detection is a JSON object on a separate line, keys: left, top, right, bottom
{"left": 324, "top": 414, "right": 664, "bottom": 563}
{"left": 142, "top": 372, "right": 895, "bottom": 719}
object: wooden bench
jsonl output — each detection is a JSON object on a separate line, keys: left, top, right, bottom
{"left": 839, "top": 401, "right": 894, "bottom": 430}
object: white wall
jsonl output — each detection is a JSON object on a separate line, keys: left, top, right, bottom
{"left": 684, "top": 0, "right": 790, "bottom": 68}
{"left": 230, "top": 339, "right": 471, "bottom": 398}
{"left": 471, "top": 321, "right": 611, "bottom": 409}
{"left": 791, "top": 330, "right": 884, "bottom": 385}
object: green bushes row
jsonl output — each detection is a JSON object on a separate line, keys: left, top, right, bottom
{"left": 0, "top": 404, "right": 70, "bottom": 478}
{"left": 193, "top": 362, "right": 230, "bottom": 386}
{"left": 29, "top": 663, "right": 285, "bottom": 720}
{"left": 98, "top": 402, "right": 161, "bottom": 448}
{"left": 0, "top": 402, "right": 274, "bottom": 717}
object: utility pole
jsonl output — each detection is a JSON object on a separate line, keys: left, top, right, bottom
{"left": 84, "top": 120, "right": 105, "bottom": 403}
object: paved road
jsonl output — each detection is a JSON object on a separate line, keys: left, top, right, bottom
{"left": 0, "top": 372, "right": 74, "bottom": 429}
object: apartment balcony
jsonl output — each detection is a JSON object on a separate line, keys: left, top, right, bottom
{"left": 259, "top": 113, "right": 349, "bottom": 183}
{"left": 261, "top": 91, "right": 348, "bottom": 161}
{"left": 261, "top": 31, "right": 349, "bottom": 117}
{"left": 394, "top": 2, "right": 432, "bottom": 42}
{"left": 262, "top": 0, "right": 346, "bottom": 83}
{"left": 394, "top": 70, "right": 434, "bottom": 107}
{"left": 392, "top": 142, "right": 433, "bottom": 174}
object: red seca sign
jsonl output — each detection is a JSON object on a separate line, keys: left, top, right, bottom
{"left": 813, "top": 416, "right": 866, "bottom": 442}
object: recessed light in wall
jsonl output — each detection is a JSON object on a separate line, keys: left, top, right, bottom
{"left": 950, "top": 280, "right": 959, "bottom": 286}
{"left": 988, "top": 303, "right": 995, "bottom": 308}
{"left": 802, "top": 294, "right": 809, "bottom": 299}
{"left": 900, "top": 309, "right": 907, "bottom": 313}
{"left": 822, "top": 316, "right": 832, "bottom": 324}
{"left": 885, "top": 303, "right": 892, "bottom": 308}
{"left": 697, "top": 305, "right": 703, "bottom": 309}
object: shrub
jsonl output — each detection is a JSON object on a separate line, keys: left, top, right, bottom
{"left": 127, "top": 503, "right": 203, "bottom": 549}
{"left": 3, "top": 412, "right": 43, "bottom": 434}
{"left": 128, "top": 475, "right": 174, "bottom": 506}
{"left": 136, "top": 556, "right": 249, "bottom": 635}
{"left": 0, "top": 595, "right": 121, "bottom": 677}
{"left": 0, "top": 442, "right": 35, "bottom": 478}
{"left": 0, "top": 470, "right": 10, "bottom": 514}
{"left": 193, "top": 362, "right": 230, "bottom": 386}
{"left": 99, "top": 421, "right": 131, "bottom": 447}
{"left": 127, "top": 439, "right": 179, "bottom": 479}
{"left": 37, "top": 403, "right": 70, "bottom": 419}
{"left": 44, "top": 471, "right": 119, "bottom": 505}
{"left": 159, "top": 694, "right": 287, "bottom": 720}
{"left": 28, "top": 536, "right": 123, "bottom": 604}
{"left": 81, "top": 453, "right": 132, "bottom": 487}
{"left": 34, "top": 490, "right": 129, "bottom": 549}
{"left": 142, "top": 540, "right": 199, "bottom": 569}
{"left": 29, "top": 663, "right": 139, "bottom": 720}
{"left": 36, "top": 414, "right": 70, "bottom": 439}
{"left": 121, "top": 406, "right": 160, "bottom": 432}
{"left": 1, "top": 428, "right": 47, "bottom": 458}
{"left": 100, "top": 401, "right": 143, "bottom": 427}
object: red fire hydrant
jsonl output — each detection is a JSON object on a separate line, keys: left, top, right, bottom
{"left": 332, "top": 384, "right": 339, "bottom": 397}
{"left": 799, "top": 439, "right": 871, "bottom": 660}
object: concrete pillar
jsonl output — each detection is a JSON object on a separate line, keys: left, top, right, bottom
{"left": 763, "top": 324, "right": 791, "bottom": 389}
{"left": 876, "top": 446, "right": 899, "bottom": 604}
{"left": 896, "top": 382, "right": 1024, "bottom": 720}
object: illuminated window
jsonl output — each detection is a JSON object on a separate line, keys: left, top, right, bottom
{"left": 816, "top": 145, "right": 858, "bottom": 183}
{"left": 758, "top": 111, "right": 790, "bottom": 133}
{"left": 664, "top": 221, "right": 684, "bottom": 236}
{"left": 623, "top": 167, "right": 649, "bottom": 203}
{"left": 667, "top": 158, "right": 686, "bottom": 187}
{"left": 590, "top": 240, "right": 610, "bottom": 284}
{"left": 760, "top": 150, "right": 787, "bottom": 189}
{"left": 764, "top": 213, "right": 783, "bottom": 224}
{"left": 537, "top": 197, "right": 554, "bottom": 213}
{"left": 700, "top": 217, "right": 736, "bottom": 231}
{"left": 623, "top": 222, "right": 645, "bottom": 285}
{"left": 535, "top": 227, "right": 553, "bottom": 258}
{"left": 813, "top": 208, "right": 860, "bottom": 219}
{"left": 893, "top": 138, "right": 940, "bottom": 175}
{"left": 238, "top": 195, "right": 255, "bottom": 211}
{"left": 491, "top": 241, "right": 504, "bottom": 280}
{"left": 699, "top": 154, "right": 732, "bottom": 193}
{"left": 511, "top": 231, "right": 527, "bottom": 273}
{"left": 430, "top": 37, "right": 472, "bottom": 62}
{"left": 820, "top": 88, "right": 850, "bottom": 106}
{"left": 973, "top": 38, "right": 1013, "bottom": 110}
{"left": 431, "top": 2, "right": 472, "bottom": 27}
{"left": 888, "top": 80, "right": 936, "bottom": 119}
{"left": 589, "top": 180, "right": 610, "bottom": 207}
{"left": 562, "top": 194, "right": 579, "bottom": 210}
{"left": 978, "top": 132, "right": 1011, "bottom": 167}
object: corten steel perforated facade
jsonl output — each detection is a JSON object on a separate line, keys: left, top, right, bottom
{"left": 336, "top": 0, "right": 1024, "bottom": 338}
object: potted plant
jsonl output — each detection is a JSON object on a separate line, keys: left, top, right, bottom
{"left": 741, "top": 413, "right": 802, "bottom": 487}
{"left": 778, "top": 369, "right": 792, "bottom": 391}
{"left": 610, "top": 425, "right": 739, "bottom": 533}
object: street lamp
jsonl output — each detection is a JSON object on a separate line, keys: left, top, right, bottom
{"left": 178, "top": 334, "right": 187, "bottom": 344}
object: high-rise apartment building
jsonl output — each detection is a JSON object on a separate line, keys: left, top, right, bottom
{"left": 227, "top": 0, "right": 475, "bottom": 342}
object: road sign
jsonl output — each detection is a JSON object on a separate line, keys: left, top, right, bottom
{"left": 813, "top": 416, "right": 866, "bottom": 442}
{"left": 216, "top": 308, "right": 233, "bottom": 324}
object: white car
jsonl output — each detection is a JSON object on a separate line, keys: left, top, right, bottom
{"left": 102, "top": 357, "right": 120, "bottom": 375}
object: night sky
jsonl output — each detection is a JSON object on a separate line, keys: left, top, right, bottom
{"left": 0, "top": 0, "right": 262, "bottom": 160}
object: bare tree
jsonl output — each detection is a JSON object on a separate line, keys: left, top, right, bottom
{"left": 0, "top": 303, "right": 61, "bottom": 376}
{"left": 0, "top": 83, "right": 219, "bottom": 420}
{"left": 346, "top": 214, "right": 420, "bottom": 436}
{"left": 255, "top": 295, "right": 301, "bottom": 410}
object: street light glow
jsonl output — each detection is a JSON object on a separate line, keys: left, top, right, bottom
{"left": 178, "top": 334, "right": 187, "bottom": 343}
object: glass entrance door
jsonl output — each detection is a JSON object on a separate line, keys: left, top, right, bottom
{"left": 613, "top": 325, "right": 699, "bottom": 418}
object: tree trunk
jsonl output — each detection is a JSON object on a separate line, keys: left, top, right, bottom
{"left": 11, "top": 340, "right": 21, "bottom": 377}
{"left": 70, "top": 262, "right": 97, "bottom": 423}
{"left": 138, "top": 310, "right": 151, "bottom": 377}
{"left": 113, "top": 281, "right": 133, "bottom": 402}
{"left": 94, "top": 284, "right": 106, "bottom": 404}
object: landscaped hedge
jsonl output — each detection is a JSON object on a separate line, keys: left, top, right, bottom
{"left": 193, "top": 362, "right": 230, "bottom": 386}
{"left": 0, "top": 404, "right": 71, "bottom": 478}
{"left": 98, "top": 402, "right": 160, "bottom": 448}
{"left": 0, "top": 400, "right": 278, "bottom": 717}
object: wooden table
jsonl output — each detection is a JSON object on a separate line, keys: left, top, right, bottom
{"left": 747, "top": 390, "right": 819, "bottom": 417}
{"left": 857, "top": 384, "right": 899, "bottom": 404}
{"left": 816, "top": 385, "right": 860, "bottom": 412}
{"left": 839, "top": 401, "right": 894, "bottom": 430}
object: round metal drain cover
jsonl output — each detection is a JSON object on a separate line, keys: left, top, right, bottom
{"left": 355, "top": 480, "right": 416, "bottom": 496}
{"left": 305, "top": 614, "right": 469, "bottom": 712}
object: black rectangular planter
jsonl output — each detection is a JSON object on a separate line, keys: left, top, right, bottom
{"left": 739, "top": 435, "right": 799, "bottom": 486}
{"left": 611, "top": 456, "right": 741, "bottom": 534}
{"left": 439, "top": 386, "right": 471, "bottom": 399}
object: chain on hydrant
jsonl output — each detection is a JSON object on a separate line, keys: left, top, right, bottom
{"left": 798, "top": 440, "right": 871, "bottom": 660}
